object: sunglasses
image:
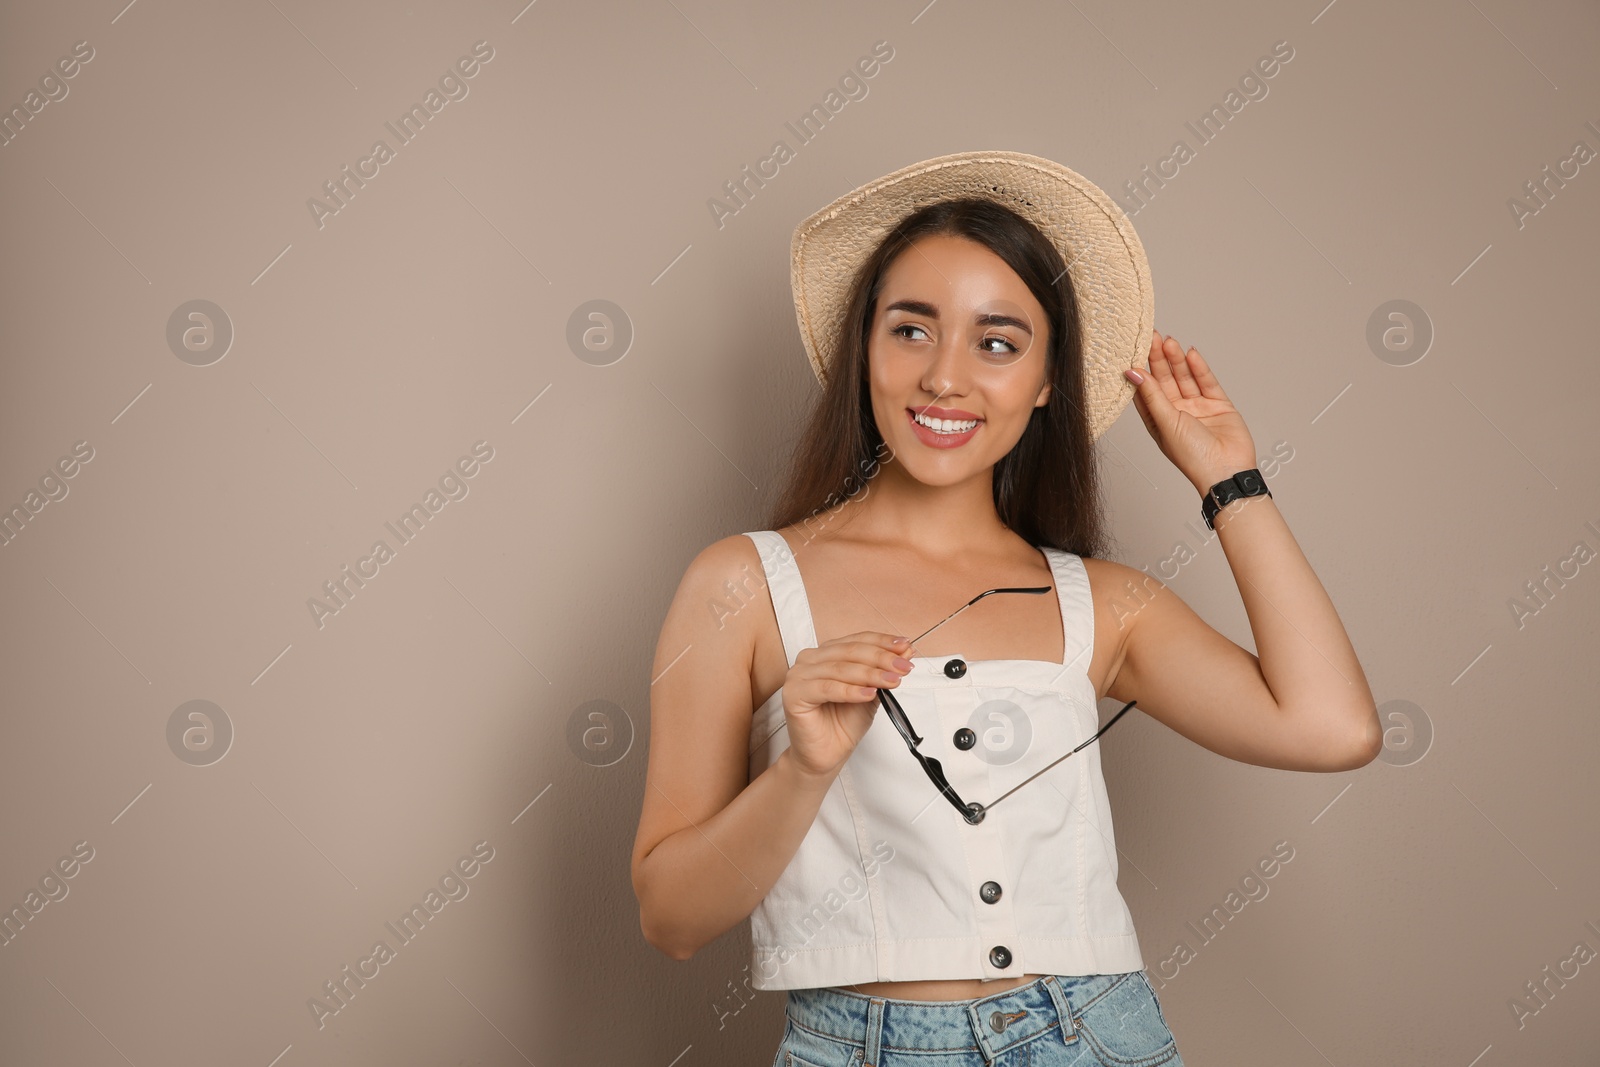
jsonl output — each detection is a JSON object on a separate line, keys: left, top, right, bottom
{"left": 878, "top": 585, "right": 1137, "bottom": 826}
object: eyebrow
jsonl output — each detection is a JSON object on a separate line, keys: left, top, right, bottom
{"left": 883, "top": 298, "right": 1034, "bottom": 336}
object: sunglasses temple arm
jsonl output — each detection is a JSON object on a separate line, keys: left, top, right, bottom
{"left": 909, "top": 586, "right": 1053, "bottom": 646}
{"left": 1069, "top": 699, "right": 1137, "bottom": 755}
{"left": 979, "top": 700, "right": 1138, "bottom": 813}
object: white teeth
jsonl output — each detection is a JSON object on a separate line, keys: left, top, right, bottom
{"left": 913, "top": 411, "right": 979, "bottom": 434}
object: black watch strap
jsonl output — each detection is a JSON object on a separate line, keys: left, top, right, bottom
{"left": 1202, "top": 468, "right": 1271, "bottom": 530}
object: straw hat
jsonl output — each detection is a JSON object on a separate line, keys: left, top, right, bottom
{"left": 788, "top": 149, "right": 1154, "bottom": 442}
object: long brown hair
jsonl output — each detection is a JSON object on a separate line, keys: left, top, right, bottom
{"left": 764, "top": 197, "right": 1112, "bottom": 560}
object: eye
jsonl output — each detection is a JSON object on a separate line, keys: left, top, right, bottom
{"left": 979, "top": 334, "right": 1020, "bottom": 358}
{"left": 892, "top": 323, "right": 929, "bottom": 342}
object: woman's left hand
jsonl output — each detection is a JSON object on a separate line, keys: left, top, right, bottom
{"left": 1124, "top": 330, "right": 1259, "bottom": 494}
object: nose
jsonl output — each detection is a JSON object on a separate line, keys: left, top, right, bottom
{"left": 920, "top": 333, "right": 971, "bottom": 399}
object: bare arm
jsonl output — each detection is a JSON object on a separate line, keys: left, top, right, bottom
{"left": 1104, "top": 490, "right": 1381, "bottom": 772}
{"left": 1109, "top": 331, "right": 1382, "bottom": 772}
{"left": 635, "top": 750, "right": 835, "bottom": 959}
{"left": 630, "top": 535, "right": 834, "bottom": 960}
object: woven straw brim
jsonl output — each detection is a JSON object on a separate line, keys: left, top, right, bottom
{"left": 789, "top": 150, "right": 1154, "bottom": 442}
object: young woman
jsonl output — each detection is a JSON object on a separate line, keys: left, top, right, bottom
{"left": 632, "top": 152, "right": 1381, "bottom": 1067}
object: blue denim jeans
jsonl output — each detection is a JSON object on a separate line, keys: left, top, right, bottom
{"left": 773, "top": 972, "right": 1183, "bottom": 1067}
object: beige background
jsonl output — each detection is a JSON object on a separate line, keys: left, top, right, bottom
{"left": 2, "top": 0, "right": 1598, "bottom": 1063}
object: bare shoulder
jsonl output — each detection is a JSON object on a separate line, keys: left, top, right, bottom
{"left": 1079, "top": 555, "right": 1171, "bottom": 607}
{"left": 678, "top": 531, "right": 766, "bottom": 591}
{"left": 658, "top": 533, "right": 768, "bottom": 666}
{"left": 1077, "top": 555, "right": 1176, "bottom": 699}
{"left": 1078, "top": 555, "right": 1172, "bottom": 616}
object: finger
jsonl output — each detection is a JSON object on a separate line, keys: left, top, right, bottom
{"left": 835, "top": 637, "right": 910, "bottom": 664}
{"left": 839, "top": 680, "right": 879, "bottom": 702}
{"left": 1163, "top": 335, "right": 1202, "bottom": 399}
{"left": 1127, "top": 378, "right": 1160, "bottom": 441}
{"left": 863, "top": 660, "right": 904, "bottom": 687}
{"left": 793, "top": 676, "right": 878, "bottom": 708}
{"left": 1183, "top": 345, "right": 1232, "bottom": 404}
{"left": 1142, "top": 330, "right": 1170, "bottom": 394}
{"left": 820, "top": 643, "right": 911, "bottom": 684}
{"left": 1128, "top": 354, "right": 1182, "bottom": 440}
{"left": 841, "top": 631, "right": 912, "bottom": 652}
{"left": 838, "top": 630, "right": 915, "bottom": 655}
{"left": 852, "top": 654, "right": 907, "bottom": 687}
{"left": 805, "top": 665, "right": 885, "bottom": 701}
{"left": 1145, "top": 332, "right": 1185, "bottom": 405}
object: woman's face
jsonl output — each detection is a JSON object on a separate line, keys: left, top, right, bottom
{"left": 865, "top": 233, "right": 1053, "bottom": 486}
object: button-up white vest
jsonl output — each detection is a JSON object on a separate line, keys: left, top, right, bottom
{"left": 742, "top": 530, "right": 1144, "bottom": 991}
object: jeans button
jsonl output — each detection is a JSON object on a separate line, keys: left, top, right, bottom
{"left": 989, "top": 1009, "right": 1008, "bottom": 1033}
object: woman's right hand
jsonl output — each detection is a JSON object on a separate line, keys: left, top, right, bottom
{"left": 779, "top": 631, "right": 915, "bottom": 780}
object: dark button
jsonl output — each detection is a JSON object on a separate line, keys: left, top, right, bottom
{"left": 989, "top": 945, "right": 1012, "bottom": 968}
{"left": 979, "top": 880, "right": 1002, "bottom": 904}
{"left": 989, "top": 1009, "right": 1009, "bottom": 1033}
{"left": 953, "top": 727, "right": 976, "bottom": 750}
{"left": 944, "top": 658, "right": 966, "bottom": 679}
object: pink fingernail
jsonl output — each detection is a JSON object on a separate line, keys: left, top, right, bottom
{"left": 1125, "top": 368, "right": 1144, "bottom": 384}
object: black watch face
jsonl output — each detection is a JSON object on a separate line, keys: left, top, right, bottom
{"left": 1236, "top": 471, "right": 1262, "bottom": 492}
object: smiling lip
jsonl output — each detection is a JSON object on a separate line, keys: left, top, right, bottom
{"left": 910, "top": 404, "right": 981, "bottom": 420}
{"left": 906, "top": 407, "right": 982, "bottom": 449}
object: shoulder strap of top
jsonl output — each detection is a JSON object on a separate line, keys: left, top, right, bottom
{"left": 1042, "top": 548, "right": 1095, "bottom": 672}
{"left": 741, "top": 530, "right": 818, "bottom": 668}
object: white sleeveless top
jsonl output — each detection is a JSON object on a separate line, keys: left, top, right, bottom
{"left": 742, "top": 530, "right": 1144, "bottom": 991}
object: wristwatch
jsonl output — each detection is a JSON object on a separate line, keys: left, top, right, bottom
{"left": 1202, "top": 468, "right": 1271, "bottom": 530}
